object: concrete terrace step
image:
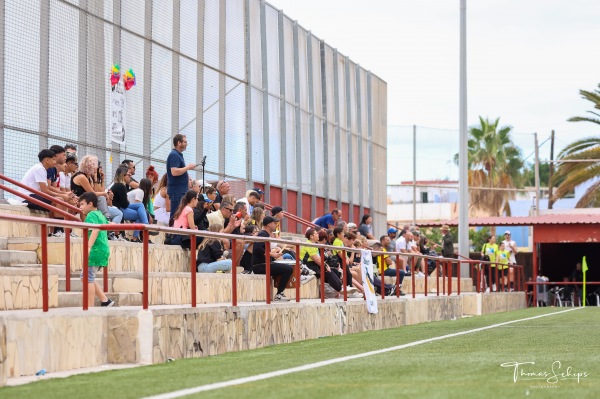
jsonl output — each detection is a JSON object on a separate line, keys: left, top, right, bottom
{"left": 58, "top": 292, "right": 142, "bottom": 308}
{"left": 59, "top": 277, "right": 114, "bottom": 292}
{"left": 0, "top": 249, "right": 38, "bottom": 266}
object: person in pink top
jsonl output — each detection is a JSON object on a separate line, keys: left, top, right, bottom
{"left": 172, "top": 190, "right": 198, "bottom": 230}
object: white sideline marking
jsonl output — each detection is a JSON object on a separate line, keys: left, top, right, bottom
{"left": 142, "top": 308, "right": 582, "bottom": 399}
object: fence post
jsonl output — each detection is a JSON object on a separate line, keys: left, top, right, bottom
{"left": 82, "top": 228, "right": 89, "bottom": 311}
{"left": 424, "top": 256, "right": 428, "bottom": 297}
{"left": 142, "top": 229, "right": 149, "bottom": 310}
{"left": 41, "top": 223, "right": 49, "bottom": 312}
{"left": 65, "top": 227, "right": 71, "bottom": 292}
{"left": 232, "top": 238, "right": 237, "bottom": 306}
{"left": 191, "top": 234, "right": 197, "bottom": 307}
{"left": 295, "top": 244, "right": 300, "bottom": 303}
{"left": 319, "top": 248, "right": 325, "bottom": 303}
{"left": 411, "top": 256, "right": 416, "bottom": 298}
{"left": 395, "top": 255, "right": 400, "bottom": 298}
{"left": 457, "top": 261, "right": 461, "bottom": 296}
{"left": 266, "top": 242, "right": 271, "bottom": 304}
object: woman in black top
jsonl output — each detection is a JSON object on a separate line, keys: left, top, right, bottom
{"left": 196, "top": 224, "right": 232, "bottom": 273}
{"left": 111, "top": 166, "right": 149, "bottom": 242}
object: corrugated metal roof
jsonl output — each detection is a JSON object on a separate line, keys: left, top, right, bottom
{"left": 413, "top": 214, "right": 600, "bottom": 227}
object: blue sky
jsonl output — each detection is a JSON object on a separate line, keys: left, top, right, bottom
{"left": 268, "top": 0, "right": 600, "bottom": 182}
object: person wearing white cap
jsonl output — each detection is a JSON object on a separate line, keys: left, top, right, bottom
{"left": 502, "top": 230, "right": 518, "bottom": 265}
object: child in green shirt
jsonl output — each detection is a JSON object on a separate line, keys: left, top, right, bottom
{"left": 79, "top": 192, "right": 113, "bottom": 307}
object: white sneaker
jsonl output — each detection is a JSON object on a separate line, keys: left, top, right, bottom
{"left": 300, "top": 275, "right": 316, "bottom": 285}
{"left": 347, "top": 292, "right": 364, "bottom": 299}
{"left": 273, "top": 293, "right": 290, "bottom": 302}
{"left": 51, "top": 231, "right": 64, "bottom": 237}
{"left": 485, "top": 287, "right": 490, "bottom": 293}
{"left": 492, "top": 284, "right": 497, "bottom": 291}
{"left": 346, "top": 285, "right": 358, "bottom": 294}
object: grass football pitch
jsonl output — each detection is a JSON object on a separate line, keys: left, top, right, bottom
{"left": 2, "top": 307, "right": 598, "bottom": 399}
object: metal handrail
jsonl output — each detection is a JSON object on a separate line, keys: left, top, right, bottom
{"left": 0, "top": 173, "right": 81, "bottom": 220}
{"left": 262, "top": 202, "right": 317, "bottom": 229}
{"left": 1, "top": 211, "right": 522, "bottom": 312}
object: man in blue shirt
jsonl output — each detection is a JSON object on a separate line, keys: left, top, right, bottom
{"left": 166, "top": 134, "right": 195, "bottom": 223}
{"left": 314, "top": 209, "right": 342, "bottom": 229}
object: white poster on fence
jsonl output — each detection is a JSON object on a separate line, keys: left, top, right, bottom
{"left": 110, "top": 80, "right": 126, "bottom": 144}
{"left": 360, "top": 249, "right": 378, "bottom": 314}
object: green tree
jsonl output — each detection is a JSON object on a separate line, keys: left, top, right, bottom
{"left": 552, "top": 84, "right": 600, "bottom": 207}
{"left": 454, "top": 117, "right": 525, "bottom": 218}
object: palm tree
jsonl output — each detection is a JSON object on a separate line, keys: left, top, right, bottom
{"left": 455, "top": 117, "right": 524, "bottom": 217}
{"left": 551, "top": 85, "right": 600, "bottom": 207}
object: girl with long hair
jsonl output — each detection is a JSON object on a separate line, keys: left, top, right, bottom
{"left": 196, "top": 224, "right": 232, "bottom": 273}
{"left": 111, "top": 166, "right": 150, "bottom": 242}
{"left": 153, "top": 174, "right": 170, "bottom": 226}
{"left": 127, "top": 178, "right": 154, "bottom": 222}
{"left": 250, "top": 207, "right": 264, "bottom": 230}
{"left": 172, "top": 190, "right": 198, "bottom": 230}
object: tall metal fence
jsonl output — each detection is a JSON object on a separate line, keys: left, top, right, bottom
{"left": 0, "top": 0, "right": 387, "bottom": 229}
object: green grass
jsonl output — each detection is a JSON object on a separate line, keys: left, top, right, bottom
{"left": 2, "top": 307, "right": 599, "bottom": 399}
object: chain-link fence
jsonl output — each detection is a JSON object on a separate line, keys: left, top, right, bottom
{"left": 0, "top": 0, "right": 387, "bottom": 230}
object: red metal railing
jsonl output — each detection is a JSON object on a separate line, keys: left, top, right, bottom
{"left": 262, "top": 203, "right": 317, "bottom": 229}
{"left": 0, "top": 211, "right": 527, "bottom": 312}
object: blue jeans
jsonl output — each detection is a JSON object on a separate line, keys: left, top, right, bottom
{"left": 120, "top": 203, "right": 149, "bottom": 237}
{"left": 197, "top": 259, "right": 232, "bottom": 273}
{"left": 108, "top": 206, "right": 123, "bottom": 224}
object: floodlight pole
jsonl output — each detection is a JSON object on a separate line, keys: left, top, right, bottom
{"left": 458, "top": 0, "right": 470, "bottom": 273}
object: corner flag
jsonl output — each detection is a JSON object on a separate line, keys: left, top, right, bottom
{"left": 582, "top": 256, "right": 588, "bottom": 306}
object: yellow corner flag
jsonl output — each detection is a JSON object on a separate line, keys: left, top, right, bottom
{"left": 582, "top": 256, "right": 588, "bottom": 307}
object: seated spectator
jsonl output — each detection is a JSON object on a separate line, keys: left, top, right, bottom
{"left": 331, "top": 226, "right": 365, "bottom": 294}
{"left": 59, "top": 153, "right": 78, "bottom": 195}
{"left": 271, "top": 206, "right": 283, "bottom": 238}
{"left": 387, "top": 227, "right": 398, "bottom": 252}
{"left": 153, "top": 174, "right": 170, "bottom": 226}
{"left": 358, "top": 214, "right": 375, "bottom": 239}
{"left": 20, "top": 149, "right": 76, "bottom": 214}
{"left": 236, "top": 190, "right": 261, "bottom": 214}
{"left": 214, "top": 180, "right": 231, "bottom": 207}
{"left": 127, "top": 178, "right": 154, "bottom": 223}
{"left": 250, "top": 207, "right": 265, "bottom": 230}
{"left": 172, "top": 190, "right": 198, "bottom": 230}
{"left": 71, "top": 155, "right": 117, "bottom": 224}
{"left": 193, "top": 193, "right": 213, "bottom": 232}
{"left": 252, "top": 216, "right": 293, "bottom": 302}
{"left": 300, "top": 228, "right": 345, "bottom": 295}
{"left": 239, "top": 224, "right": 259, "bottom": 274}
{"left": 145, "top": 165, "right": 159, "bottom": 197}
{"left": 314, "top": 209, "right": 342, "bottom": 229}
{"left": 196, "top": 224, "right": 233, "bottom": 273}
{"left": 347, "top": 222, "right": 358, "bottom": 235}
{"left": 222, "top": 194, "right": 236, "bottom": 206}
{"left": 370, "top": 243, "right": 402, "bottom": 296}
{"left": 373, "top": 238, "right": 406, "bottom": 295}
{"left": 207, "top": 200, "right": 241, "bottom": 235}
{"left": 111, "top": 166, "right": 149, "bottom": 243}
{"left": 121, "top": 159, "right": 139, "bottom": 190}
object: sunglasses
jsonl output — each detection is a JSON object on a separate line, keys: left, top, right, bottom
{"left": 224, "top": 207, "right": 234, "bottom": 211}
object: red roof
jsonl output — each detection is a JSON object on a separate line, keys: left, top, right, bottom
{"left": 414, "top": 214, "right": 600, "bottom": 227}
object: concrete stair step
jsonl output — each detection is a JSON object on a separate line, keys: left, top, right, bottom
{"left": 0, "top": 249, "right": 38, "bottom": 266}
{"left": 59, "top": 277, "right": 113, "bottom": 292}
{"left": 58, "top": 292, "right": 142, "bottom": 308}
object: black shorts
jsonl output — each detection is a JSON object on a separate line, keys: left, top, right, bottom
{"left": 24, "top": 194, "right": 52, "bottom": 211}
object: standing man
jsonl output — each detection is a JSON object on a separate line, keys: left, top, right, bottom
{"left": 252, "top": 216, "right": 293, "bottom": 302}
{"left": 439, "top": 224, "right": 454, "bottom": 258}
{"left": 501, "top": 230, "right": 518, "bottom": 265}
{"left": 166, "top": 134, "right": 195, "bottom": 223}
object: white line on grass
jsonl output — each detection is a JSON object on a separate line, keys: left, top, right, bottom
{"left": 142, "top": 307, "right": 582, "bottom": 399}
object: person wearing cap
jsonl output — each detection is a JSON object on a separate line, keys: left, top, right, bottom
{"left": 253, "top": 187, "right": 265, "bottom": 201}
{"left": 193, "top": 193, "right": 214, "bottom": 231}
{"left": 501, "top": 230, "right": 518, "bottom": 265}
{"left": 387, "top": 227, "right": 398, "bottom": 252}
{"left": 252, "top": 215, "right": 293, "bottom": 302}
{"left": 439, "top": 224, "right": 455, "bottom": 258}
